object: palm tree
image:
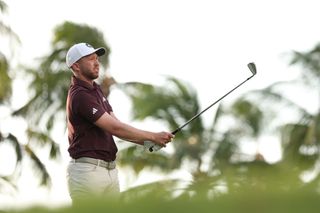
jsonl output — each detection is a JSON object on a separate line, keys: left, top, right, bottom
{"left": 118, "top": 66, "right": 319, "bottom": 199}
{"left": 240, "top": 44, "right": 320, "bottom": 174}
{"left": 0, "top": 0, "right": 19, "bottom": 104}
{"left": 117, "top": 76, "right": 269, "bottom": 199}
{"left": 0, "top": 0, "right": 22, "bottom": 194}
{"left": 204, "top": 44, "right": 320, "bottom": 196}
{"left": 280, "top": 45, "right": 320, "bottom": 179}
{"left": 117, "top": 78, "right": 206, "bottom": 173}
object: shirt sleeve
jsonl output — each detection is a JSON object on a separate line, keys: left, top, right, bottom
{"left": 73, "top": 90, "right": 106, "bottom": 123}
{"left": 105, "top": 100, "right": 113, "bottom": 112}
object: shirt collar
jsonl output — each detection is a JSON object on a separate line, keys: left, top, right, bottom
{"left": 71, "top": 75, "right": 98, "bottom": 90}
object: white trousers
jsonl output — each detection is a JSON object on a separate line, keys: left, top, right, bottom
{"left": 67, "top": 160, "right": 120, "bottom": 202}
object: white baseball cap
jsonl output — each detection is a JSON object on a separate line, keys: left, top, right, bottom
{"left": 66, "top": 43, "right": 106, "bottom": 68}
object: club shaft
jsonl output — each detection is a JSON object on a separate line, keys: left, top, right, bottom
{"left": 171, "top": 74, "right": 254, "bottom": 135}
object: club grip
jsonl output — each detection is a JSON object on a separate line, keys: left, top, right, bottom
{"left": 171, "top": 128, "right": 180, "bottom": 135}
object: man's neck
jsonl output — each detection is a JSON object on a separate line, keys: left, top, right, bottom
{"left": 76, "top": 74, "right": 94, "bottom": 86}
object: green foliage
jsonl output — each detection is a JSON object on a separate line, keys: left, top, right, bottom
{"left": 115, "top": 43, "right": 320, "bottom": 212}
{"left": 6, "top": 167, "right": 320, "bottom": 213}
{"left": 9, "top": 194, "right": 320, "bottom": 213}
{"left": 53, "top": 21, "right": 110, "bottom": 67}
{"left": 0, "top": 0, "right": 13, "bottom": 104}
{"left": 290, "top": 43, "right": 320, "bottom": 86}
{"left": 118, "top": 78, "right": 209, "bottom": 172}
{"left": 26, "top": 129, "right": 60, "bottom": 160}
{"left": 24, "top": 144, "right": 51, "bottom": 186}
{"left": 120, "top": 78, "right": 202, "bottom": 133}
{"left": 0, "top": 53, "right": 11, "bottom": 103}
{"left": 0, "top": 1, "right": 20, "bottom": 43}
{"left": 213, "top": 131, "right": 238, "bottom": 165}
{"left": 0, "top": 0, "right": 22, "bottom": 195}
{"left": 0, "top": 0, "right": 7, "bottom": 12}
{"left": 118, "top": 77, "right": 269, "bottom": 176}
{"left": 230, "top": 100, "right": 263, "bottom": 137}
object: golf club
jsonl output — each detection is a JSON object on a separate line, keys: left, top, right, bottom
{"left": 145, "top": 62, "right": 257, "bottom": 152}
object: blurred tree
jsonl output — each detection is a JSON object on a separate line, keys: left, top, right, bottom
{"left": 0, "top": 52, "right": 11, "bottom": 103}
{"left": 117, "top": 78, "right": 205, "bottom": 174}
{"left": 0, "top": 0, "right": 20, "bottom": 102}
{"left": 194, "top": 44, "right": 320, "bottom": 198}
{"left": 119, "top": 46, "right": 320, "bottom": 199}
{"left": 0, "top": 0, "right": 21, "bottom": 195}
{"left": 117, "top": 77, "right": 264, "bottom": 186}
{"left": 279, "top": 45, "right": 320, "bottom": 185}
{"left": 190, "top": 44, "right": 320, "bottom": 197}
{"left": 238, "top": 45, "right": 320, "bottom": 181}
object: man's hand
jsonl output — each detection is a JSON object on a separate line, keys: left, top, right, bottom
{"left": 152, "top": 131, "right": 174, "bottom": 147}
{"left": 145, "top": 131, "right": 174, "bottom": 152}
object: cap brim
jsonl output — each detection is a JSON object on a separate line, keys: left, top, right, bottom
{"left": 95, "top": 48, "right": 106, "bottom": 56}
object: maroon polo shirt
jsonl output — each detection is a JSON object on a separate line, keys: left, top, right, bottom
{"left": 66, "top": 76, "right": 118, "bottom": 161}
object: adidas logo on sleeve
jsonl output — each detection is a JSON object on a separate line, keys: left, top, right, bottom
{"left": 92, "top": 108, "right": 98, "bottom": 115}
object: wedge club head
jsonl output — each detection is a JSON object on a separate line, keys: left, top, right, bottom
{"left": 247, "top": 62, "right": 257, "bottom": 76}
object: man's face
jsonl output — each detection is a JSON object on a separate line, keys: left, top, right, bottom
{"left": 75, "top": 53, "right": 100, "bottom": 80}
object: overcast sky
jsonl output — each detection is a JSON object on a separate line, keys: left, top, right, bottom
{"left": 1, "top": 0, "right": 320, "bottom": 208}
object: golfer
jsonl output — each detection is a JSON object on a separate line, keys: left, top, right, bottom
{"left": 65, "top": 43, "right": 174, "bottom": 202}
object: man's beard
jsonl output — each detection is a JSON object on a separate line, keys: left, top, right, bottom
{"left": 82, "top": 69, "right": 99, "bottom": 80}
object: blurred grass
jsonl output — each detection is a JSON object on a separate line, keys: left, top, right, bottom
{"left": 3, "top": 161, "right": 320, "bottom": 213}
{"left": 5, "top": 182, "right": 320, "bottom": 213}
{"left": 5, "top": 191, "right": 320, "bottom": 213}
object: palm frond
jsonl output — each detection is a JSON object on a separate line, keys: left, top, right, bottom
{"left": 0, "top": 0, "right": 7, "bottom": 13}
{"left": 213, "top": 131, "right": 239, "bottom": 166}
{"left": 119, "top": 77, "right": 204, "bottom": 134}
{"left": 12, "top": 93, "right": 40, "bottom": 116}
{"left": 229, "top": 99, "right": 263, "bottom": 137}
{"left": 26, "top": 128, "right": 60, "bottom": 160}
{"left": 0, "top": 53, "right": 12, "bottom": 103}
{"left": 0, "top": 175, "right": 17, "bottom": 195}
{"left": 6, "top": 133, "right": 23, "bottom": 165}
{"left": 289, "top": 45, "right": 320, "bottom": 85}
{"left": 247, "top": 86, "right": 311, "bottom": 118}
{"left": 0, "top": 21, "right": 20, "bottom": 42}
{"left": 24, "top": 144, "right": 51, "bottom": 186}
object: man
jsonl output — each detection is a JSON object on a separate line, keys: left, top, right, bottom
{"left": 65, "top": 43, "right": 174, "bottom": 202}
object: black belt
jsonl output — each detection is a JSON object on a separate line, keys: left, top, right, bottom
{"left": 72, "top": 157, "right": 116, "bottom": 170}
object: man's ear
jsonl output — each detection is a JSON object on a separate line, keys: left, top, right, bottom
{"left": 71, "top": 63, "right": 80, "bottom": 72}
